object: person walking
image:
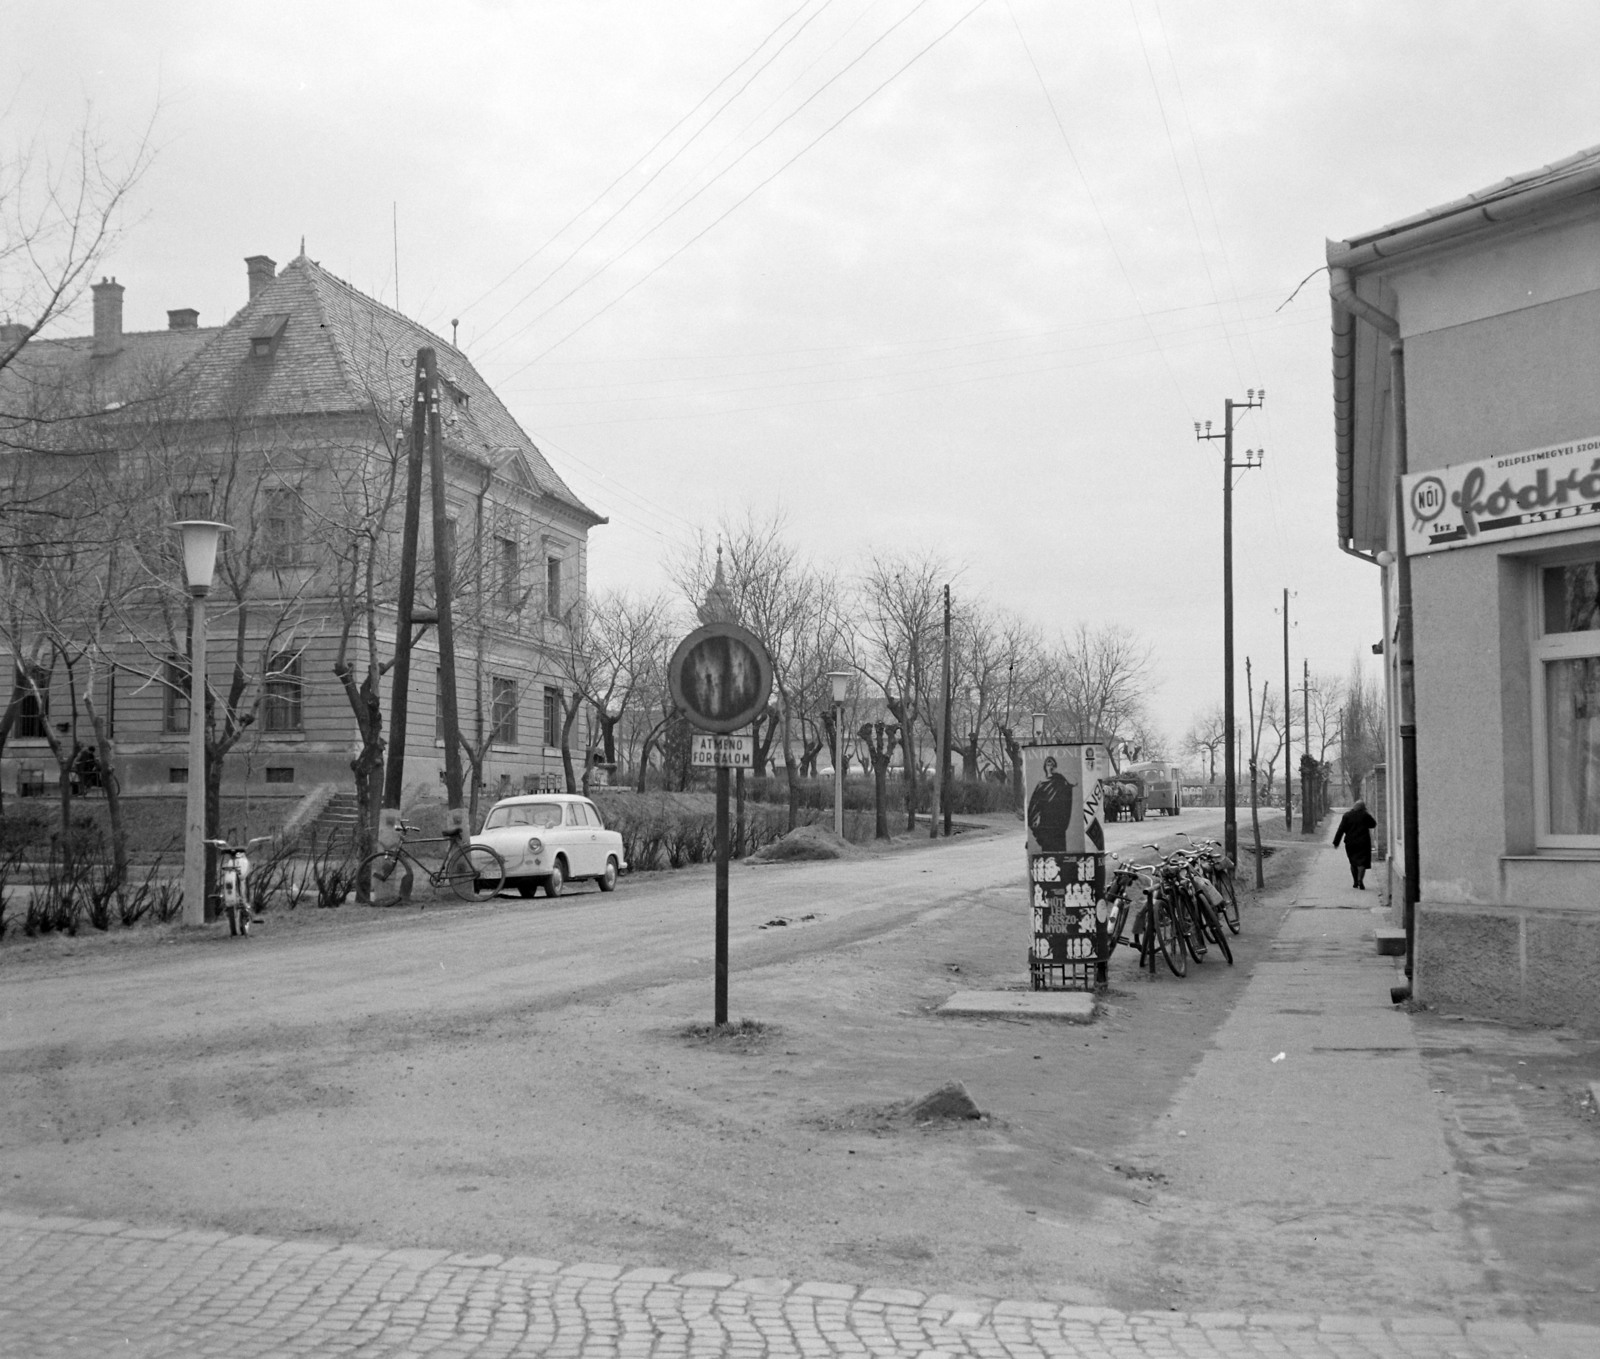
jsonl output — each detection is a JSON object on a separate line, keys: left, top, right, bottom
{"left": 1332, "top": 800, "right": 1377, "bottom": 888}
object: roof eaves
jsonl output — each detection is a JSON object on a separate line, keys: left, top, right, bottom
{"left": 1329, "top": 143, "right": 1600, "bottom": 272}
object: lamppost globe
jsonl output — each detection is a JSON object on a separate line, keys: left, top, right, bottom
{"left": 828, "top": 670, "right": 851, "bottom": 705}
{"left": 171, "top": 520, "right": 230, "bottom": 596}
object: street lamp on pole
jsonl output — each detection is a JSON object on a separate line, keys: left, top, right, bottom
{"left": 1196, "top": 390, "right": 1264, "bottom": 864}
{"left": 173, "top": 520, "right": 230, "bottom": 928}
{"left": 828, "top": 671, "right": 851, "bottom": 838}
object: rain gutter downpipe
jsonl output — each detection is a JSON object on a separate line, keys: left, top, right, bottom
{"left": 1328, "top": 264, "right": 1421, "bottom": 1004}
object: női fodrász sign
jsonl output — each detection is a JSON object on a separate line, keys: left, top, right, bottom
{"left": 1403, "top": 434, "right": 1600, "bottom": 554}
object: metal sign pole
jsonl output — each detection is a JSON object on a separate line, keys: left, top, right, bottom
{"left": 715, "top": 764, "right": 730, "bottom": 1025}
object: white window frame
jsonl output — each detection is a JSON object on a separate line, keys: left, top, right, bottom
{"left": 1530, "top": 543, "right": 1600, "bottom": 849}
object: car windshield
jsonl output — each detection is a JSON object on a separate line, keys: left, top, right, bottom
{"left": 483, "top": 803, "right": 565, "bottom": 830}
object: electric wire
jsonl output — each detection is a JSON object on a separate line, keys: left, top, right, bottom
{"left": 471, "top": 1, "right": 838, "bottom": 352}
{"left": 477, "top": 0, "right": 940, "bottom": 365}
{"left": 498, "top": 0, "right": 991, "bottom": 379}
{"left": 458, "top": 0, "right": 817, "bottom": 336}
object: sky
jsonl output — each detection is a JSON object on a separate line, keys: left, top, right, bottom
{"left": 7, "top": 0, "right": 1599, "bottom": 752}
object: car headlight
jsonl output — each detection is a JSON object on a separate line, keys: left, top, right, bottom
{"left": 527, "top": 837, "right": 543, "bottom": 854}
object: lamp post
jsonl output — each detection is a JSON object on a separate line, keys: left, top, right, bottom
{"left": 1031, "top": 712, "right": 1046, "bottom": 744}
{"left": 828, "top": 671, "right": 851, "bottom": 838}
{"left": 173, "top": 520, "right": 230, "bottom": 928}
{"left": 1195, "top": 390, "right": 1264, "bottom": 864}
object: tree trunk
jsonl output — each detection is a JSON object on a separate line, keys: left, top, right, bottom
{"left": 334, "top": 662, "right": 385, "bottom": 860}
{"left": 82, "top": 695, "right": 127, "bottom": 895}
{"left": 560, "top": 693, "right": 582, "bottom": 792}
{"left": 781, "top": 705, "right": 800, "bottom": 831}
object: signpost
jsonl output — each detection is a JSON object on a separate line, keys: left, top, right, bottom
{"left": 668, "top": 621, "right": 773, "bottom": 1025}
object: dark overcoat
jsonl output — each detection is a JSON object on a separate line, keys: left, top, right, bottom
{"left": 1333, "top": 804, "right": 1377, "bottom": 870}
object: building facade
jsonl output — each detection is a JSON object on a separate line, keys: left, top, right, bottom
{"left": 1329, "top": 145, "right": 1600, "bottom": 1029}
{"left": 1, "top": 253, "right": 605, "bottom": 820}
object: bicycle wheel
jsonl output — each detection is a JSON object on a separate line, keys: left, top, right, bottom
{"left": 1153, "top": 894, "right": 1186, "bottom": 977}
{"left": 447, "top": 845, "right": 505, "bottom": 901}
{"left": 1104, "top": 893, "right": 1131, "bottom": 955}
{"left": 1177, "top": 890, "right": 1207, "bottom": 963}
{"left": 1198, "top": 895, "right": 1233, "bottom": 965}
{"left": 357, "top": 849, "right": 408, "bottom": 904}
{"left": 1217, "top": 872, "right": 1240, "bottom": 934}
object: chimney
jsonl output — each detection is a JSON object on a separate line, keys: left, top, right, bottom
{"left": 167, "top": 308, "right": 200, "bottom": 330}
{"left": 92, "top": 277, "right": 124, "bottom": 356}
{"left": 245, "top": 255, "right": 277, "bottom": 300}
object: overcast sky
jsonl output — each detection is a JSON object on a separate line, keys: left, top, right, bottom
{"left": 8, "top": 0, "right": 1599, "bottom": 750}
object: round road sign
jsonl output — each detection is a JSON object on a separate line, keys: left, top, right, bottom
{"left": 668, "top": 622, "right": 774, "bottom": 733}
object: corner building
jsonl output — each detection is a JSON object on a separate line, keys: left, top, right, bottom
{"left": 1329, "top": 145, "right": 1600, "bottom": 1029}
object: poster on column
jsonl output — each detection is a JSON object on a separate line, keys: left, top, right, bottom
{"left": 1022, "top": 743, "right": 1106, "bottom": 855}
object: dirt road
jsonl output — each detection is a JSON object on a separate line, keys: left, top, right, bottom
{"left": 0, "top": 811, "right": 1293, "bottom": 1309}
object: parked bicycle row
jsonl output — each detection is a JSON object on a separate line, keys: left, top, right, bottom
{"left": 1103, "top": 832, "right": 1240, "bottom": 977}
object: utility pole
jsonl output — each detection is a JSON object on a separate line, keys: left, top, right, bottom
{"left": 381, "top": 352, "right": 430, "bottom": 818}
{"left": 942, "top": 582, "right": 953, "bottom": 837}
{"left": 1282, "top": 587, "right": 1293, "bottom": 832}
{"left": 1303, "top": 658, "right": 1312, "bottom": 829}
{"left": 427, "top": 349, "right": 467, "bottom": 832}
{"left": 1196, "top": 391, "right": 1264, "bottom": 864}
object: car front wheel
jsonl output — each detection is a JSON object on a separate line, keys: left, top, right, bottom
{"left": 598, "top": 857, "right": 618, "bottom": 892}
{"left": 544, "top": 861, "right": 565, "bottom": 898}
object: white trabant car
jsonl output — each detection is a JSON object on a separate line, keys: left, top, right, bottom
{"left": 472, "top": 793, "right": 626, "bottom": 898}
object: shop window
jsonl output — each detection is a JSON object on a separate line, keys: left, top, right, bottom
{"left": 1535, "top": 556, "right": 1600, "bottom": 844}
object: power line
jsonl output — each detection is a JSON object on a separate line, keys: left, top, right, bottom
{"left": 458, "top": 0, "right": 818, "bottom": 333}
{"left": 499, "top": 0, "right": 992, "bottom": 379}
{"left": 472, "top": 1, "right": 839, "bottom": 352}
{"left": 477, "top": 0, "right": 940, "bottom": 364}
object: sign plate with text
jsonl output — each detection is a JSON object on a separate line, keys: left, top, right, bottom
{"left": 691, "top": 734, "right": 753, "bottom": 768}
{"left": 1402, "top": 434, "right": 1600, "bottom": 554}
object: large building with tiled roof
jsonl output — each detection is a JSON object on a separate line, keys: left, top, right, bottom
{"left": 0, "top": 253, "right": 606, "bottom": 829}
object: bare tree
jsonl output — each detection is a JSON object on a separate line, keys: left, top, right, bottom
{"left": 1183, "top": 703, "right": 1226, "bottom": 784}
{"left": 855, "top": 551, "right": 946, "bottom": 832}
{"left": 1342, "top": 655, "right": 1386, "bottom": 801}
{"left": 1, "top": 107, "right": 156, "bottom": 378}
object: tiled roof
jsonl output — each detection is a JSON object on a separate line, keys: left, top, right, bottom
{"left": 0, "top": 327, "right": 219, "bottom": 420}
{"left": 181, "top": 256, "right": 602, "bottom": 524}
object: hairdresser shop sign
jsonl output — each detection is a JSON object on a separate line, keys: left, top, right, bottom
{"left": 1403, "top": 435, "right": 1600, "bottom": 555}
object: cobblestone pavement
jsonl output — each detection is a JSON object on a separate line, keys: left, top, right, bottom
{"left": 2, "top": 1210, "right": 1594, "bottom": 1358}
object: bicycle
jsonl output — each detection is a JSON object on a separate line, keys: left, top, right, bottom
{"left": 1186, "top": 834, "right": 1240, "bottom": 935}
{"left": 208, "top": 835, "right": 272, "bottom": 936}
{"left": 357, "top": 822, "right": 506, "bottom": 904}
{"left": 1169, "top": 849, "right": 1232, "bottom": 966}
{"left": 1104, "top": 854, "right": 1180, "bottom": 976}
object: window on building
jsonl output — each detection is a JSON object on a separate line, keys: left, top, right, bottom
{"left": 13, "top": 665, "right": 48, "bottom": 740}
{"left": 543, "top": 685, "right": 562, "bottom": 748}
{"left": 1536, "top": 555, "right": 1600, "bottom": 843}
{"left": 546, "top": 556, "right": 562, "bottom": 618}
{"left": 169, "top": 767, "right": 188, "bottom": 784}
{"left": 497, "top": 536, "right": 520, "bottom": 609}
{"left": 173, "top": 490, "right": 210, "bottom": 521}
{"left": 163, "top": 656, "right": 190, "bottom": 733}
{"left": 261, "top": 489, "right": 303, "bottom": 568}
{"left": 491, "top": 676, "right": 519, "bottom": 746}
{"left": 262, "top": 651, "right": 303, "bottom": 732}
{"left": 265, "top": 767, "right": 295, "bottom": 784}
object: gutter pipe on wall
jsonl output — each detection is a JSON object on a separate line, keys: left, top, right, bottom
{"left": 1327, "top": 265, "right": 1421, "bottom": 1003}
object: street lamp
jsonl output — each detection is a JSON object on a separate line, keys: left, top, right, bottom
{"left": 828, "top": 671, "right": 851, "bottom": 838}
{"left": 1031, "top": 712, "right": 1046, "bottom": 744}
{"left": 173, "top": 520, "right": 230, "bottom": 928}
